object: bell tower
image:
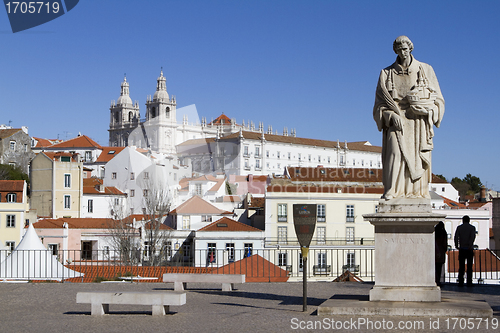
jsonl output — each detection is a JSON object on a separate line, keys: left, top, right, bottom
{"left": 108, "top": 76, "right": 140, "bottom": 147}
{"left": 144, "top": 69, "right": 177, "bottom": 153}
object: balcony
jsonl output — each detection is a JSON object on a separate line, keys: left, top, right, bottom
{"left": 342, "top": 264, "right": 360, "bottom": 273}
{"left": 313, "top": 265, "right": 331, "bottom": 275}
{"left": 264, "top": 238, "right": 374, "bottom": 247}
{"left": 277, "top": 216, "right": 287, "bottom": 222}
{"left": 346, "top": 216, "right": 355, "bottom": 223}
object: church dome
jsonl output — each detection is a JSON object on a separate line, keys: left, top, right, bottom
{"left": 117, "top": 76, "right": 133, "bottom": 105}
{"left": 153, "top": 70, "right": 169, "bottom": 101}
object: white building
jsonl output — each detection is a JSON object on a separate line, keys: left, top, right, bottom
{"left": 81, "top": 178, "right": 127, "bottom": 219}
{"left": 177, "top": 131, "right": 383, "bottom": 177}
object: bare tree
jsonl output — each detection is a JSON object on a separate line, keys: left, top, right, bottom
{"left": 106, "top": 202, "right": 140, "bottom": 264}
{"left": 141, "top": 178, "right": 173, "bottom": 265}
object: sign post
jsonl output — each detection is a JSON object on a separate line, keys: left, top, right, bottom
{"left": 293, "top": 204, "right": 317, "bottom": 312}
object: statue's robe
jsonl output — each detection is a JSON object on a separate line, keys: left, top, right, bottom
{"left": 374, "top": 55, "right": 444, "bottom": 199}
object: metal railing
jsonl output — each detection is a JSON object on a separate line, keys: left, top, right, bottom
{"left": 265, "top": 238, "right": 374, "bottom": 246}
{"left": 1, "top": 248, "right": 499, "bottom": 284}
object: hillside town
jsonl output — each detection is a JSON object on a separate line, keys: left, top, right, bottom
{"left": 1, "top": 71, "right": 498, "bottom": 282}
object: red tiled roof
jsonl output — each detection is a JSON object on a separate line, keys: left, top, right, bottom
{"left": 0, "top": 180, "right": 25, "bottom": 192}
{"left": 33, "top": 218, "right": 132, "bottom": 229}
{"left": 0, "top": 128, "right": 21, "bottom": 139}
{"left": 170, "top": 196, "right": 232, "bottom": 215}
{"left": 287, "top": 167, "right": 382, "bottom": 183}
{"left": 95, "top": 147, "right": 125, "bottom": 163}
{"left": 223, "top": 195, "right": 242, "bottom": 203}
{"left": 220, "top": 131, "right": 382, "bottom": 153}
{"left": 431, "top": 174, "right": 448, "bottom": 183}
{"left": 32, "top": 137, "right": 63, "bottom": 148}
{"left": 209, "top": 113, "right": 232, "bottom": 125}
{"left": 441, "top": 196, "right": 466, "bottom": 209}
{"left": 144, "top": 221, "right": 172, "bottom": 230}
{"left": 213, "top": 255, "right": 289, "bottom": 282}
{"left": 267, "top": 183, "right": 384, "bottom": 194}
{"left": 448, "top": 249, "right": 500, "bottom": 272}
{"left": 83, "top": 178, "right": 126, "bottom": 196}
{"left": 333, "top": 270, "right": 364, "bottom": 282}
{"left": 48, "top": 135, "right": 102, "bottom": 149}
{"left": 41, "top": 151, "right": 79, "bottom": 162}
{"left": 198, "top": 217, "right": 262, "bottom": 232}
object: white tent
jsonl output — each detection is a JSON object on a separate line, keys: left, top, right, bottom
{"left": 0, "top": 224, "right": 83, "bottom": 280}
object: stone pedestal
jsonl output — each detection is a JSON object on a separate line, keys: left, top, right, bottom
{"left": 364, "top": 198, "right": 446, "bottom": 302}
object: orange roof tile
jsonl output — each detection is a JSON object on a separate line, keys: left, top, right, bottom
{"left": 198, "top": 217, "right": 262, "bottom": 232}
{"left": 220, "top": 131, "right": 382, "bottom": 153}
{"left": 250, "top": 197, "right": 265, "bottom": 208}
{"left": 213, "top": 255, "right": 289, "bottom": 282}
{"left": 0, "top": 180, "right": 25, "bottom": 192}
{"left": 95, "top": 147, "right": 125, "bottom": 163}
{"left": 0, "top": 128, "right": 22, "bottom": 139}
{"left": 48, "top": 135, "right": 102, "bottom": 149}
{"left": 41, "top": 151, "right": 79, "bottom": 162}
{"left": 33, "top": 218, "right": 132, "bottom": 229}
{"left": 267, "top": 183, "right": 384, "bottom": 194}
{"left": 32, "top": 137, "right": 64, "bottom": 148}
{"left": 209, "top": 113, "right": 232, "bottom": 125}
{"left": 287, "top": 166, "right": 382, "bottom": 183}
{"left": 170, "top": 196, "right": 232, "bottom": 215}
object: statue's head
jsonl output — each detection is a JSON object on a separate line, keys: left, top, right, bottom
{"left": 393, "top": 35, "right": 413, "bottom": 54}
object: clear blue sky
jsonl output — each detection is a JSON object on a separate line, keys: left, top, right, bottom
{"left": 1, "top": 1, "right": 499, "bottom": 190}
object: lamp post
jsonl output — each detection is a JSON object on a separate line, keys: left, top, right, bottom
{"left": 293, "top": 204, "right": 317, "bottom": 312}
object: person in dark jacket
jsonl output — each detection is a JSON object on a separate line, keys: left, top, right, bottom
{"left": 454, "top": 215, "right": 476, "bottom": 287}
{"left": 435, "top": 221, "right": 448, "bottom": 286}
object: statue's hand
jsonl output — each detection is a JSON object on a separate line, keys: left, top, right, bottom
{"left": 391, "top": 114, "right": 402, "bottom": 131}
{"left": 411, "top": 105, "right": 429, "bottom": 116}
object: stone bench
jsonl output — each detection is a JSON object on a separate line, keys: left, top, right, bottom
{"left": 163, "top": 273, "right": 245, "bottom": 291}
{"left": 76, "top": 291, "right": 186, "bottom": 316}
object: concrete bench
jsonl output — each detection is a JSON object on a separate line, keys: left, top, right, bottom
{"left": 76, "top": 291, "right": 186, "bottom": 316}
{"left": 163, "top": 273, "right": 245, "bottom": 291}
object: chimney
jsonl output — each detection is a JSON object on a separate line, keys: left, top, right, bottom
{"left": 480, "top": 186, "right": 487, "bottom": 203}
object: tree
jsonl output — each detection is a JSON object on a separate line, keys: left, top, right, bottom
{"left": 106, "top": 204, "right": 140, "bottom": 264}
{"left": 0, "top": 164, "right": 29, "bottom": 183}
{"left": 451, "top": 177, "right": 470, "bottom": 200}
{"left": 463, "top": 173, "right": 483, "bottom": 194}
{"left": 141, "top": 178, "right": 172, "bottom": 265}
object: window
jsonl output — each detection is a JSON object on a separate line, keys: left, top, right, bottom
{"left": 244, "top": 159, "right": 250, "bottom": 169}
{"left": 144, "top": 241, "right": 151, "bottom": 258}
{"left": 226, "top": 243, "right": 235, "bottom": 262}
{"left": 317, "top": 204, "right": 326, "bottom": 222}
{"left": 164, "top": 241, "right": 172, "bottom": 257}
{"left": 9, "top": 141, "right": 15, "bottom": 151}
{"left": 278, "top": 252, "right": 288, "bottom": 266}
{"left": 328, "top": 156, "right": 331, "bottom": 163}
{"left": 6, "top": 193, "right": 16, "bottom": 202}
{"left": 143, "top": 189, "right": 149, "bottom": 197}
{"left": 6, "top": 215, "right": 15, "bottom": 228}
{"left": 130, "top": 189, "right": 135, "bottom": 197}
{"left": 85, "top": 151, "right": 92, "bottom": 162}
{"left": 64, "top": 174, "right": 71, "bottom": 188}
{"left": 346, "top": 252, "right": 356, "bottom": 270}
{"left": 255, "top": 159, "right": 261, "bottom": 170}
{"left": 103, "top": 246, "right": 110, "bottom": 256}
{"left": 277, "top": 163, "right": 281, "bottom": 169}
{"left": 195, "top": 184, "right": 202, "bottom": 196}
{"left": 5, "top": 241, "right": 15, "bottom": 252}
{"left": 182, "top": 216, "right": 190, "bottom": 230}
{"left": 318, "top": 155, "right": 321, "bottom": 162}
{"left": 353, "top": 159, "right": 356, "bottom": 166}
{"left": 346, "top": 205, "right": 354, "bottom": 222}
{"left": 317, "top": 252, "right": 327, "bottom": 269}
{"left": 340, "top": 156, "right": 345, "bottom": 165}
{"left": 166, "top": 107, "right": 170, "bottom": 118}
{"left": 112, "top": 172, "right": 117, "bottom": 179}
{"left": 308, "top": 154, "right": 311, "bottom": 162}
{"left": 277, "top": 151, "right": 280, "bottom": 159}
{"left": 130, "top": 172, "right": 135, "bottom": 180}
{"left": 243, "top": 146, "right": 249, "bottom": 157}
{"left": 266, "top": 150, "right": 269, "bottom": 158}
{"left": 255, "top": 146, "right": 260, "bottom": 157}
{"left": 346, "top": 227, "right": 355, "bottom": 244}
{"left": 277, "top": 204, "right": 287, "bottom": 222}
{"left": 64, "top": 195, "right": 71, "bottom": 209}
{"left": 61, "top": 156, "right": 71, "bottom": 162}
{"left": 207, "top": 243, "right": 216, "bottom": 264}
{"left": 317, "top": 226, "right": 326, "bottom": 245}
{"left": 278, "top": 226, "right": 287, "bottom": 244}
{"left": 288, "top": 152, "right": 291, "bottom": 160}
{"left": 114, "top": 198, "right": 120, "bottom": 206}
{"left": 298, "top": 153, "right": 301, "bottom": 161}
{"left": 244, "top": 243, "right": 253, "bottom": 257}
{"left": 144, "top": 172, "right": 149, "bottom": 179}
{"left": 88, "top": 199, "right": 93, "bottom": 213}
{"left": 202, "top": 215, "right": 212, "bottom": 223}
{"left": 48, "top": 244, "right": 58, "bottom": 256}
{"left": 24, "top": 144, "right": 28, "bottom": 152}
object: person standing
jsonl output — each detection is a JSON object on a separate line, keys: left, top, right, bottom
{"left": 435, "top": 221, "right": 448, "bottom": 286}
{"left": 454, "top": 215, "right": 476, "bottom": 287}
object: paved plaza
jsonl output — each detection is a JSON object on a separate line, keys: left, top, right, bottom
{"left": 1, "top": 281, "right": 500, "bottom": 332}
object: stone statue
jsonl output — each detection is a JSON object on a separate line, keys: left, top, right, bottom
{"left": 374, "top": 36, "right": 444, "bottom": 200}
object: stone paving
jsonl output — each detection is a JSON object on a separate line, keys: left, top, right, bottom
{"left": 0, "top": 281, "right": 499, "bottom": 333}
